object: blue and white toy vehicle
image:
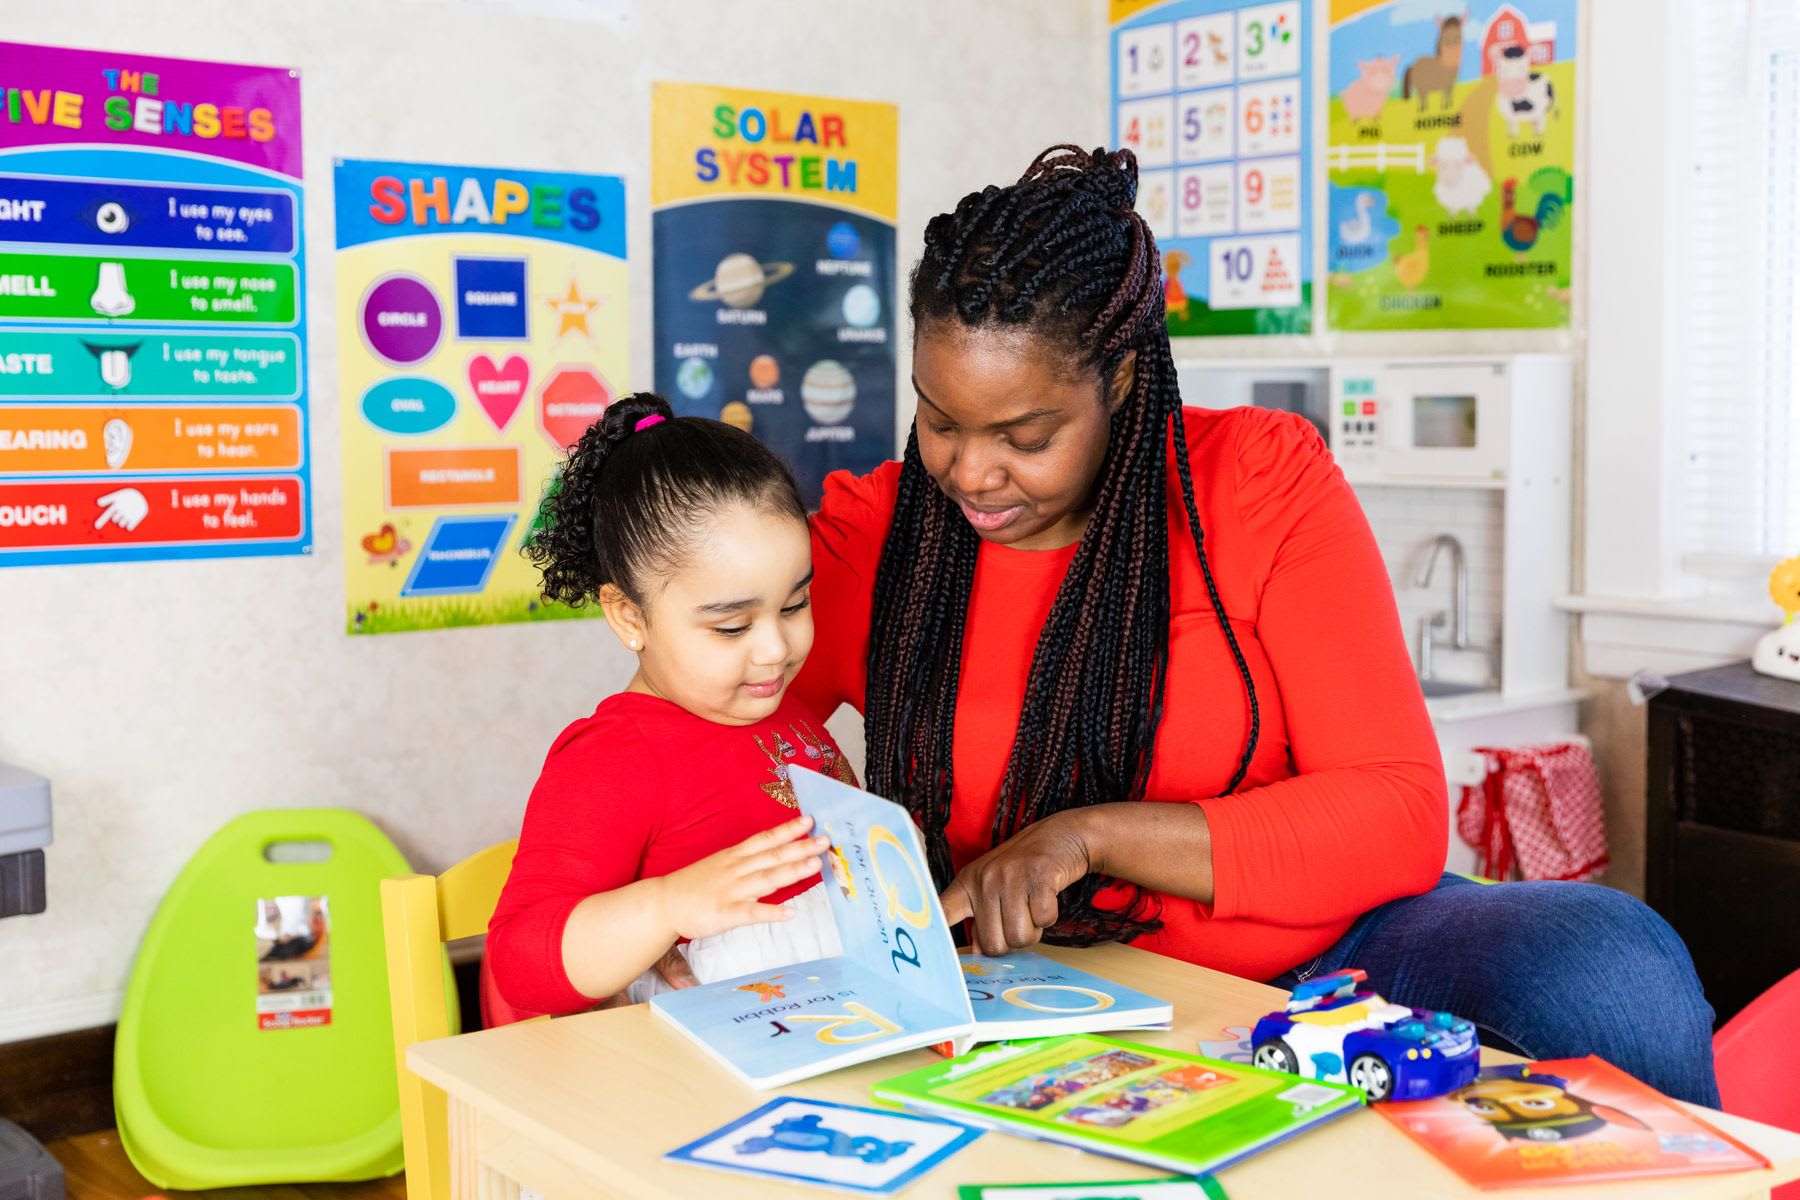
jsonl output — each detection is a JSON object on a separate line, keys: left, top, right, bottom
{"left": 1250, "top": 968, "right": 1479, "bottom": 1102}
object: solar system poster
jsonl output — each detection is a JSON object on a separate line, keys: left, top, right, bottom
{"left": 1326, "top": 0, "right": 1575, "bottom": 330}
{"left": 1110, "top": 0, "right": 1314, "bottom": 337}
{"left": 334, "top": 158, "right": 627, "bottom": 635}
{"left": 0, "top": 41, "right": 308, "bottom": 568}
{"left": 651, "top": 82, "right": 898, "bottom": 505}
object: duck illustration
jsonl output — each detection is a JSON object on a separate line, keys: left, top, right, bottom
{"left": 1339, "top": 191, "right": 1376, "bottom": 244}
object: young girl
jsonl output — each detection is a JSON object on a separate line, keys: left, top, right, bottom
{"left": 487, "top": 392, "right": 855, "bottom": 1014}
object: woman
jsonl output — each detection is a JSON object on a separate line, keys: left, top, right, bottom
{"left": 790, "top": 145, "right": 1718, "bottom": 1105}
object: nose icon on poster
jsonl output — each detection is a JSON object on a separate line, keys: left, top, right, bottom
{"left": 841, "top": 284, "right": 881, "bottom": 329}
{"left": 90, "top": 262, "right": 134, "bottom": 317}
{"left": 689, "top": 252, "right": 795, "bottom": 309}
{"left": 800, "top": 360, "right": 856, "bottom": 425}
{"left": 676, "top": 356, "right": 714, "bottom": 400}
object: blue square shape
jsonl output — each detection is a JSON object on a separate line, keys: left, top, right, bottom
{"left": 453, "top": 257, "right": 529, "bottom": 340}
{"left": 402, "top": 514, "right": 516, "bottom": 596}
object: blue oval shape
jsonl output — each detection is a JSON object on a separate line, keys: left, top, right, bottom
{"left": 361, "top": 377, "right": 456, "bottom": 435}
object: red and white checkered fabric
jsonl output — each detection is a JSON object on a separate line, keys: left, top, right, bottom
{"left": 1456, "top": 742, "right": 1609, "bottom": 882}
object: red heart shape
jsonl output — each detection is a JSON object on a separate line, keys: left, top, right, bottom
{"left": 467, "top": 354, "right": 530, "bottom": 432}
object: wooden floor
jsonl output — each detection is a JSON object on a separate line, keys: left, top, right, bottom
{"left": 47, "top": 1131, "right": 407, "bottom": 1200}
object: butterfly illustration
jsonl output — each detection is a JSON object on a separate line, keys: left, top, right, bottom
{"left": 361, "top": 523, "right": 412, "bottom": 567}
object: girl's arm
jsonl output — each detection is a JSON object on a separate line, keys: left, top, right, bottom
{"left": 558, "top": 816, "right": 828, "bottom": 1000}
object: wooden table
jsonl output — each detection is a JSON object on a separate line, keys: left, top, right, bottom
{"left": 409, "top": 943, "right": 1800, "bottom": 1199}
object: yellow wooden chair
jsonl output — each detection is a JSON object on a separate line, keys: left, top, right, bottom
{"left": 381, "top": 840, "right": 518, "bottom": 1200}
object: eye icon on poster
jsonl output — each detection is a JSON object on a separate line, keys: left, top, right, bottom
{"left": 689, "top": 252, "right": 795, "bottom": 309}
{"left": 94, "top": 201, "right": 131, "bottom": 236}
{"left": 800, "top": 360, "right": 856, "bottom": 425}
{"left": 90, "top": 262, "right": 135, "bottom": 318}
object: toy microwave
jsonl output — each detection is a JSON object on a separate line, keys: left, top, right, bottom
{"left": 1329, "top": 360, "right": 1513, "bottom": 487}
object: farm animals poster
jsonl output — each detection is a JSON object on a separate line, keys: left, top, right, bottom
{"left": 1327, "top": 0, "right": 1575, "bottom": 330}
{"left": 1111, "top": 0, "right": 1314, "bottom": 337}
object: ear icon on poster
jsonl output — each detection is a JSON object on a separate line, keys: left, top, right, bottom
{"left": 91, "top": 262, "right": 135, "bottom": 317}
{"left": 94, "top": 487, "right": 148, "bottom": 532}
{"left": 102, "top": 418, "right": 133, "bottom": 470}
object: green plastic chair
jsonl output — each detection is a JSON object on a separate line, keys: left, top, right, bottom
{"left": 114, "top": 808, "right": 449, "bottom": 1189}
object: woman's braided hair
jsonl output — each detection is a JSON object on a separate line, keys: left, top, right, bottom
{"left": 865, "top": 145, "right": 1259, "bottom": 944}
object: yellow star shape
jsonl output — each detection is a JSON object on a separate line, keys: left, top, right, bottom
{"left": 546, "top": 279, "right": 600, "bottom": 339}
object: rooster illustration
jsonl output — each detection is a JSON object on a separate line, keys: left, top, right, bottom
{"left": 1500, "top": 169, "right": 1572, "bottom": 253}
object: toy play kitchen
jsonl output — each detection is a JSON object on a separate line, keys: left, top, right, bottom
{"left": 1178, "top": 355, "right": 1583, "bottom": 876}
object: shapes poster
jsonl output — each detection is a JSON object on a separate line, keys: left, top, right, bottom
{"left": 334, "top": 159, "right": 626, "bottom": 635}
{"left": 1326, "top": 0, "right": 1575, "bottom": 330}
{"left": 1110, "top": 0, "right": 1313, "bottom": 337}
{"left": 651, "top": 83, "right": 897, "bottom": 505}
{"left": 0, "top": 42, "right": 307, "bottom": 567}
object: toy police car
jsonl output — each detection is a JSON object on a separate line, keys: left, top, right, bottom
{"left": 1250, "top": 968, "right": 1479, "bottom": 1102}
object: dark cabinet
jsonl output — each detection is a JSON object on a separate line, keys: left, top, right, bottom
{"left": 1646, "top": 661, "right": 1800, "bottom": 1025}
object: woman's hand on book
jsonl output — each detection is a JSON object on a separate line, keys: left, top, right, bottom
{"left": 938, "top": 810, "right": 1093, "bottom": 955}
{"left": 655, "top": 814, "right": 829, "bottom": 942}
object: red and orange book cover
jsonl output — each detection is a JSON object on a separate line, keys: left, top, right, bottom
{"left": 1380, "top": 1056, "right": 1769, "bottom": 1189}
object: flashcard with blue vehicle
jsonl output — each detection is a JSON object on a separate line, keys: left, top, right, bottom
{"left": 665, "top": 1097, "right": 981, "bottom": 1194}
{"left": 1249, "top": 967, "right": 1479, "bottom": 1102}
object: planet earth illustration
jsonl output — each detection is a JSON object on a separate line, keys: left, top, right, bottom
{"left": 720, "top": 401, "right": 753, "bottom": 432}
{"left": 688, "top": 252, "right": 795, "bottom": 309}
{"left": 749, "top": 354, "right": 781, "bottom": 389}
{"left": 800, "top": 359, "right": 856, "bottom": 425}
{"left": 841, "top": 283, "right": 881, "bottom": 329}
{"left": 676, "top": 356, "right": 714, "bottom": 400}
{"left": 827, "top": 221, "right": 861, "bottom": 260}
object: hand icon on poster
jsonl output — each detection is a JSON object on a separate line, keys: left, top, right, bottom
{"left": 94, "top": 487, "right": 149, "bottom": 532}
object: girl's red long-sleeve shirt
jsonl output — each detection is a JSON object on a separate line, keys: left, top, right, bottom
{"left": 792, "top": 406, "right": 1448, "bottom": 982}
{"left": 486, "top": 692, "right": 854, "bottom": 1015}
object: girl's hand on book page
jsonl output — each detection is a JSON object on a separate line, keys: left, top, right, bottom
{"left": 938, "top": 810, "right": 1092, "bottom": 955}
{"left": 655, "top": 814, "right": 830, "bottom": 942}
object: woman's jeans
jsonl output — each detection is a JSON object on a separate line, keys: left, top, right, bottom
{"left": 1266, "top": 873, "right": 1720, "bottom": 1106}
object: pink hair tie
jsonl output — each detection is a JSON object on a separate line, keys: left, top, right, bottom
{"left": 634, "top": 414, "right": 666, "bottom": 432}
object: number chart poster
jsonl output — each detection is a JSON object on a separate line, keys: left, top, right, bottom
{"left": 651, "top": 83, "right": 897, "bottom": 506}
{"left": 1111, "top": 0, "right": 1313, "bottom": 337}
{"left": 0, "top": 42, "right": 307, "bottom": 567}
{"left": 334, "top": 159, "right": 626, "bottom": 635}
{"left": 1326, "top": 0, "right": 1575, "bottom": 330}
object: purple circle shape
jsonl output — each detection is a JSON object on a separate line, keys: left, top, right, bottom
{"left": 360, "top": 274, "right": 443, "bottom": 366}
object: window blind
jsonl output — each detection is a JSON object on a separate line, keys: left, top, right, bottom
{"left": 1678, "top": 0, "right": 1800, "bottom": 571}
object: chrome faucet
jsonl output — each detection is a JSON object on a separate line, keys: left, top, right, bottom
{"left": 1416, "top": 533, "right": 1469, "bottom": 682}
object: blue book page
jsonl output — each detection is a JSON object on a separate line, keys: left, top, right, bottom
{"left": 791, "top": 770, "right": 972, "bottom": 1023}
{"left": 652, "top": 958, "right": 969, "bottom": 1086}
{"left": 961, "top": 952, "right": 1172, "bottom": 1034}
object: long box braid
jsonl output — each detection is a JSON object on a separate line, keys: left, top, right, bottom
{"left": 865, "top": 146, "right": 1259, "bottom": 945}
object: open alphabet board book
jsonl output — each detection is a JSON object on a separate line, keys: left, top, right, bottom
{"left": 650, "top": 770, "right": 1172, "bottom": 1088}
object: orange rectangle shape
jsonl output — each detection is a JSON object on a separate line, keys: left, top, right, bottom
{"left": 0, "top": 405, "right": 302, "bottom": 475}
{"left": 385, "top": 447, "right": 522, "bottom": 509}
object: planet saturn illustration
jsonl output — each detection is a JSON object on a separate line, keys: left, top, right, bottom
{"left": 800, "top": 359, "right": 856, "bottom": 425}
{"left": 688, "top": 252, "right": 795, "bottom": 309}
